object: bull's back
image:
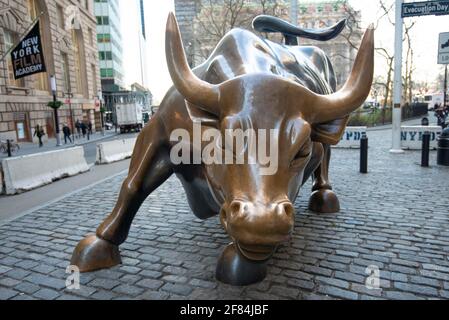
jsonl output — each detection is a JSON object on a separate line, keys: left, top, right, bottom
{"left": 194, "top": 28, "right": 335, "bottom": 95}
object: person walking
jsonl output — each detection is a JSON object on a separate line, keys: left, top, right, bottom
{"left": 80, "top": 121, "right": 87, "bottom": 138}
{"left": 75, "top": 120, "right": 81, "bottom": 139}
{"left": 63, "top": 124, "right": 72, "bottom": 144}
{"left": 87, "top": 121, "right": 93, "bottom": 140}
{"left": 33, "top": 124, "right": 45, "bottom": 148}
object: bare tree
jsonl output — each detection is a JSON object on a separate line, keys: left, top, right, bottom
{"left": 375, "top": 47, "right": 394, "bottom": 109}
{"left": 193, "top": 0, "right": 282, "bottom": 63}
{"left": 377, "top": 0, "right": 416, "bottom": 105}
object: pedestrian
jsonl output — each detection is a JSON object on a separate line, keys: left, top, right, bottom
{"left": 81, "top": 121, "right": 87, "bottom": 138}
{"left": 75, "top": 120, "right": 81, "bottom": 138}
{"left": 87, "top": 121, "right": 93, "bottom": 140}
{"left": 63, "top": 124, "right": 72, "bottom": 144}
{"left": 33, "top": 124, "right": 45, "bottom": 148}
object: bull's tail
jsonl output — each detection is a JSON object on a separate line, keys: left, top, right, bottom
{"left": 252, "top": 15, "right": 346, "bottom": 45}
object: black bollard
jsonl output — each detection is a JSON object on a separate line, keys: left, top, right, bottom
{"left": 437, "top": 128, "right": 449, "bottom": 166}
{"left": 421, "top": 132, "right": 431, "bottom": 167}
{"left": 7, "top": 139, "right": 12, "bottom": 157}
{"left": 360, "top": 133, "right": 368, "bottom": 174}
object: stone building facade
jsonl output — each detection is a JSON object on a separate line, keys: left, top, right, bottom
{"left": 174, "top": 0, "right": 362, "bottom": 88}
{"left": 0, "top": 0, "right": 101, "bottom": 143}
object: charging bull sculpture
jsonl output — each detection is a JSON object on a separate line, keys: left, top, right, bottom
{"left": 72, "top": 13, "right": 374, "bottom": 286}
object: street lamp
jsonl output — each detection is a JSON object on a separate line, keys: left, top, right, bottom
{"left": 50, "top": 75, "right": 62, "bottom": 147}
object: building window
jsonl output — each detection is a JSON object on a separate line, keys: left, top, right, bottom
{"left": 100, "top": 68, "right": 113, "bottom": 78}
{"left": 72, "top": 29, "right": 88, "bottom": 97}
{"left": 28, "top": 0, "right": 49, "bottom": 91}
{"left": 96, "top": 16, "right": 109, "bottom": 25}
{"left": 4, "top": 30, "right": 25, "bottom": 87}
{"left": 97, "top": 33, "right": 111, "bottom": 43}
{"left": 61, "top": 52, "right": 71, "bottom": 93}
{"left": 56, "top": 4, "right": 65, "bottom": 29}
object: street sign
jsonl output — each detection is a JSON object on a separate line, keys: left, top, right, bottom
{"left": 439, "top": 32, "right": 449, "bottom": 64}
{"left": 402, "top": 0, "right": 449, "bottom": 18}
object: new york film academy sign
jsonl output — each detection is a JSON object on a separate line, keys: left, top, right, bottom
{"left": 11, "top": 21, "right": 46, "bottom": 80}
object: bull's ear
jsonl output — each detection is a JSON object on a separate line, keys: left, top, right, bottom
{"left": 310, "top": 116, "right": 349, "bottom": 145}
{"left": 185, "top": 101, "right": 220, "bottom": 128}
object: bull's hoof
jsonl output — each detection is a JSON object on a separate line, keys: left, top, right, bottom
{"left": 216, "top": 243, "right": 268, "bottom": 286}
{"left": 308, "top": 189, "right": 340, "bottom": 214}
{"left": 70, "top": 234, "right": 121, "bottom": 272}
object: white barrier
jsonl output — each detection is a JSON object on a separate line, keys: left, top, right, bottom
{"left": 333, "top": 127, "right": 367, "bottom": 149}
{"left": 1, "top": 147, "right": 89, "bottom": 195}
{"left": 0, "top": 169, "right": 3, "bottom": 195}
{"left": 96, "top": 138, "right": 137, "bottom": 164}
{"left": 401, "top": 126, "right": 442, "bottom": 150}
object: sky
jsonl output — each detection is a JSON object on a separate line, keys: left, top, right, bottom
{"left": 121, "top": 0, "right": 449, "bottom": 103}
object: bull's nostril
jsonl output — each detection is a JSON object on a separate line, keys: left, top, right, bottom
{"left": 277, "top": 203, "right": 294, "bottom": 220}
{"left": 283, "top": 203, "right": 295, "bottom": 219}
{"left": 230, "top": 201, "right": 246, "bottom": 218}
{"left": 230, "top": 202, "right": 241, "bottom": 214}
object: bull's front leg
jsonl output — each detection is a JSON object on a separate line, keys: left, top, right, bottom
{"left": 71, "top": 117, "right": 173, "bottom": 272}
{"left": 308, "top": 144, "right": 340, "bottom": 214}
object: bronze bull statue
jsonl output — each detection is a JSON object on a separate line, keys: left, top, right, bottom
{"left": 71, "top": 13, "right": 374, "bottom": 286}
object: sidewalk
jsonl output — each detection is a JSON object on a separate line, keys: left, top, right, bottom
{"left": 0, "top": 131, "right": 119, "bottom": 160}
{"left": 367, "top": 113, "right": 439, "bottom": 132}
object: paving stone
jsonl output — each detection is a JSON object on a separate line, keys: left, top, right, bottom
{"left": 161, "top": 283, "right": 193, "bottom": 296}
{"left": 318, "top": 286, "right": 358, "bottom": 300}
{"left": 0, "top": 265, "right": 12, "bottom": 274}
{"left": 136, "top": 279, "right": 164, "bottom": 290}
{"left": 393, "top": 282, "right": 439, "bottom": 297}
{"left": 112, "top": 284, "right": 144, "bottom": 297}
{"left": 88, "top": 278, "right": 119, "bottom": 290}
{"left": 385, "top": 291, "right": 425, "bottom": 300}
{"left": 0, "top": 288, "right": 19, "bottom": 300}
{"left": 14, "top": 282, "right": 41, "bottom": 295}
{"left": 34, "top": 288, "right": 60, "bottom": 300}
{"left": 316, "top": 276, "right": 350, "bottom": 289}
{"left": 1, "top": 128, "right": 448, "bottom": 300}
{"left": 24, "top": 274, "right": 66, "bottom": 290}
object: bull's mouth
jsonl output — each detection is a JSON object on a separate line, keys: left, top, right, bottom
{"left": 236, "top": 242, "right": 277, "bottom": 262}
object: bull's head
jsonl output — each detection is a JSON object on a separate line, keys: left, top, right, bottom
{"left": 166, "top": 13, "right": 374, "bottom": 261}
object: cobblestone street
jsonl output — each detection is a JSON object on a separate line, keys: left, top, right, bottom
{"left": 0, "top": 128, "right": 448, "bottom": 300}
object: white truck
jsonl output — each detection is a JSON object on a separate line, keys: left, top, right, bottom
{"left": 116, "top": 103, "right": 144, "bottom": 134}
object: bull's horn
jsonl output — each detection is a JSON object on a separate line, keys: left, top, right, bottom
{"left": 165, "top": 12, "right": 220, "bottom": 114}
{"left": 298, "top": 25, "right": 374, "bottom": 124}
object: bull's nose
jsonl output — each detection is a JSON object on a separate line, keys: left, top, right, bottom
{"left": 222, "top": 200, "right": 295, "bottom": 246}
{"left": 228, "top": 201, "right": 294, "bottom": 221}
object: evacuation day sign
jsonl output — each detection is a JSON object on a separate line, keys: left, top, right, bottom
{"left": 11, "top": 21, "right": 46, "bottom": 80}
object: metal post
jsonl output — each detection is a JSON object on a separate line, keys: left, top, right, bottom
{"left": 421, "top": 132, "right": 431, "bottom": 167}
{"left": 290, "top": 0, "right": 298, "bottom": 26}
{"left": 7, "top": 139, "right": 12, "bottom": 157}
{"left": 51, "top": 75, "right": 61, "bottom": 147}
{"left": 360, "top": 133, "right": 368, "bottom": 174}
{"left": 444, "top": 64, "right": 448, "bottom": 108}
{"left": 391, "top": 0, "right": 404, "bottom": 154}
